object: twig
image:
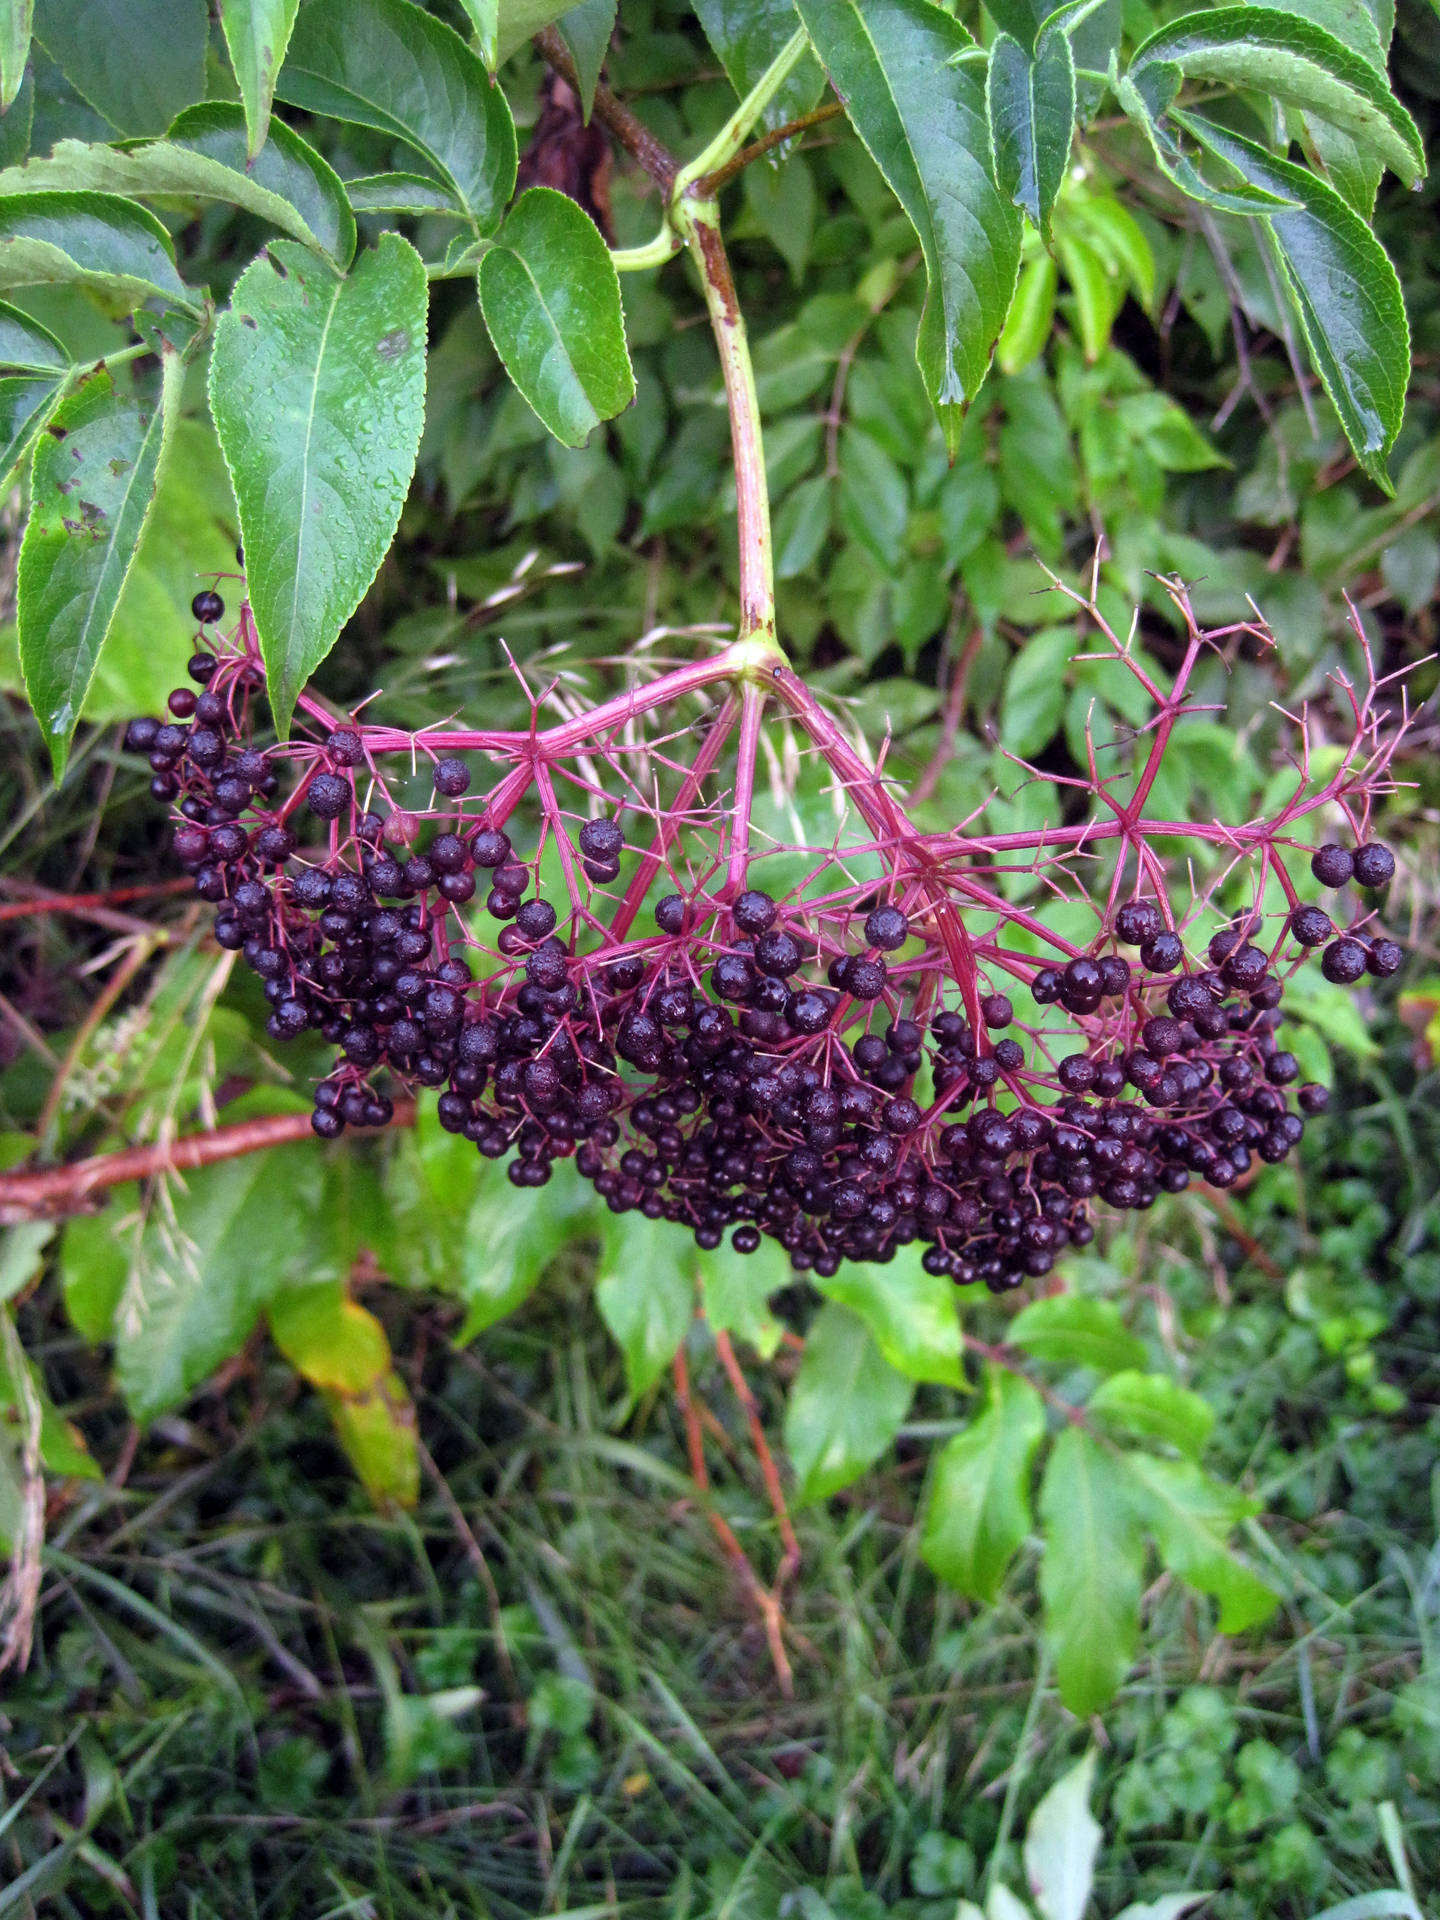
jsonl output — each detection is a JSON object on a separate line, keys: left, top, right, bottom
{"left": 694, "top": 102, "right": 846, "bottom": 195}
{"left": 534, "top": 26, "right": 678, "bottom": 191}
{"left": 0, "top": 1100, "right": 418, "bottom": 1224}
{"left": 713, "top": 1329, "right": 801, "bottom": 1588}
{"left": 0, "top": 876, "right": 192, "bottom": 932}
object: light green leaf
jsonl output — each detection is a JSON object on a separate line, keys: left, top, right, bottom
{"left": 816, "top": 1250, "right": 965, "bottom": 1386}
{"left": 1114, "top": 64, "right": 1301, "bottom": 214}
{"left": 698, "top": 1237, "right": 785, "bottom": 1359}
{"left": 784, "top": 1302, "right": 913, "bottom": 1503}
{"left": 1010, "top": 1292, "right": 1147, "bottom": 1374}
{"left": 1120, "top": 1450, "right": 1280, "bottom": 1632}
{"left": 1039, "top": 1426, "right": 1144, "bottom": 1715}
{"left": 1024, "top": 1751, "right": 1101, "bottom": 1920}
{"left": 455, "top": 0, "right": 497, "bottom": 70}
{"left": 796, "top": 0, "right": 1022, "bottom": 452}
{"left": 456, "top": 1158, "right": 594, "bottom": 1339}
{"left": 34, "top": 0, "right": 206, "bottom": 137}
{"left": 209, "top": 233, "right": 428, "bottom": 734}
{"left": 276, "top": 0, "right": 517, "bottom": 235}
{"left": 0, "top": 114, "right": 355, "bottom": 267}
{"left": 0, "top": 1313, "right": 99, "bottom": 1480}
{"left": 0, "top": 190, "right": 189, "bottom": 305}
{"left": 557, "top": 0, "right": 618, "bottom": 120}
{"left": 345, "top": 170, "right": 466, "bottom": 216}
{"left": 1057, "top": 229, "right": 1121, "bottom": 361}
{"left": 0, "top": 0, "right": 29, "bottom": 115}
{"left": 17, "top": 353, "right": 181, "bottom": 777}
{"left": 694, "top": 0, "right": 826, "bottom": 136}
{"left": 996, "top": 252, "right": 1057, "bottom": 374}
{"left": 495, "top": 0, "right": 577, "bottom": 63}
{"left": 114, "top": 1148, "right": 321, "bottom": 1424}
{"left": 60, "top": 1199, "right": 134, "bottom": 1343}
{"left": 1178, "top": 113, "right": 1408, "bottom": 492}
{"left": 0, "top": 369, "right": 59, "bottom": 490}
{"left": 219, "top": 0, "right": 299, "bottom": 157}
{"left": 596, "top": 1212, "right": 695, "bottom": 1398}
{"left": 921, "top": 1365, "right": 1045, "bottom": 1600}
{"left": 986, "top": 25, "right": 1074, "bottom": 243}
{"left": 999, "top": 625, "right": 1073, "bottom": 758}
{"left": 1089, "top": 1370, "right": 1215, "bottom": 1458}
{"left": 0, "top": 296, "right": 65, "bottom": 370}
{"left": 1130, "top": 6, "right": 1423, "bottom": 185}
{"left": 478, "top": 187, "right": 634, "bottom": 447}
{"left": 774, "top": 472, "right": 831, "bottom": 577}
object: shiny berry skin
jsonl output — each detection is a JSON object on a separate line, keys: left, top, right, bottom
{"left": 754, "top": 928, "right": 802, "bottom": 977}
{"left": 191, "top": 589, "right": 225, "bottom": 623}
{"left": 1298, "top": 1083, "right": 1330, "bottom": 1114}
{"left": 1289, "top": 904, "right": 1333, "bottom": 947}
{"left": 433, "top": 757, "right": 471, "bottom": 796}
{"left": 1366, "top": 938, "right": 1404, "bottom": 977}
{"left": 1032, "top": 967, "right": 1061, "bottom": 1004}
{"left": 1321, "top": 937, "right": 1367, "bottom": 984}
{"left": 470, "top": 827, "right": 511, "bottom": 867}
{"left": 306, "top": 772, "right": 350, "bottom": 819}
{"left": 1115, "top": 899, "right": 1163, "bottom": 946}
{"left": 1311, "top": 844, "right": 1354, "bottom": 888}
{"left": 846, "top": 958, "right": 888, "bottom": 1001}
{"left": 980, "top": 993, "right": 1012, "bottom": 1029}
{"left": 864, "top": 904, "right": 909, "bottom": 951}
{"left": 655, "top": 894, "right": 686, "bottom": 935}
{"left": 1140, "top": 931, "right": 1183, "bottom": 973}
{"left": 187, "top": 652, "right": 218, "bottom": 683}
{"left": 733, "top": 889, "right": 776, "bottom": 935}
{"left": 1352, "top": 842, "right": 1395, "bottom": 889}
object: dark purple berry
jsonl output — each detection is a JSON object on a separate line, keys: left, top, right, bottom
{"left": 864, "top": 904, "right": 909, "bottom": 951}
{"left": 1366, "top": 938, "right": 1403, "bottom": 977}
{"left": 1311, "top": 845, "right": 1354, "bottom": 888}
{"left": 1352, "top": 842, "right": 1395, "bottom": 889}
{"left": 1321, "top": 937, "right": 1367, "bottom": 984}
{"left": 1289, "top": 905, "right": 1333, "bottom": 947}
{"left": 192, "top": 589, "right": 225, "bottom": 623}
{"left": 306, "top": 772, "right": 350, "bottom": 819}
{"left": 1115, "top": 900, "right": 1163, "bottom": 946}
{"left": 433, "top": 757, "right": 471, "bottom": 796}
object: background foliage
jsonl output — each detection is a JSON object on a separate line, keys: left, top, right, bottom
{"left": 0, "top": 0, "right": 1436, "bottom": 1910}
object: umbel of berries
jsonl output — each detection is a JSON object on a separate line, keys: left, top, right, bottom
{"left": 126, "top": 577, "right": 1404, "bottom": 1291}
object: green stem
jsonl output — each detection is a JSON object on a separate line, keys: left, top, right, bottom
{"left": 671, "top": 27, "right": 811, "bottom": 200}
{"left": 611, "top": 225, "right": 684, "bottom": 273}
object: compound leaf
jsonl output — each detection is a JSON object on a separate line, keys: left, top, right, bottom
{"left": 33, "top": 0, "right": 207, "bottom": 137}
{"left": 209, "top": 233, "right": 428, "bottom": 734}
{"left": 17, "top": 352, "right": 181, "bottom": 777}
{"left": 1179, "top": 113, "right": 1408, "bottom": 491}
{"left": 277, "top": 0, "right": 516, "bottom": 235}
{"left": 784, "top": 1301, "right": 913, "bottom": 1503}
{"left": 921, "top": 1364, "right": 1045, "bottom": 1601}
{"left": 478, "top": 187, "right": 634, "bottom": 447}
{"left": 219, "top": 0, "right": 300, "bottom": 158}
{"left": 0, "top": 189, "right": 189, "bottom": 306}
{"left": 796, "top": 0, "right": 1022, "bottom": 452}
{"left": 1039, "top": 1426, "right": 1144, "bottom": 1715}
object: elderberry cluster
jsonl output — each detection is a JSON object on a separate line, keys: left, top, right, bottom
{"left": 126, "top": 601, "right": 1404, "bottom": 1291}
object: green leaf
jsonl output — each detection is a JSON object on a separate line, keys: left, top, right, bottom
{"left": 1114, "top": 65, "right": 1301, "bottom": 215}
{"left": 115, "top": 1148, "right": 320, "bottom": 1424}
{"left": 1039, "top": 1426, "right": 1144, "bottom": 1714}
{"left": 478, "top": 187, "right": 634, "bottom": 448}
{"left": 774, "top": 472, "right": 831, "bottom": 576}
{"left": 596, "top": 1212, "right": 695, "bottom": 1398}
{"left": 694, "top": 0, "right": 826, "bottom": 136}
{"left": 796, "top": 0, "right": 1022, "bottom": 452}
{"left": 1178, "top": 113, "right": 1408, "bottom": 491}
{"left": 456, "top": 1157, "right": 593, "bottom": 1339}
{"left": 743, "top": 148, "right": 816, "bottom": 282}
{"left": 344, "top": 171, "right": 466, "bottom": 216}
{"left": 996, "top": 252, "right": 1057, "bottom": 374}
{"left": 276, "top": 0, "right": 517, "bottom": 236}
{"left": 815, "top": 1250, "right": 965, "bottom": 1386}
{"left": 783, "top": 1302, "right": 913, "bottom": 1503}
{"left": 1024, "top": 1751, "right": 1102, "bottom": 1920}
{"left": 921, "top": 1365, "right": 1045, "bottom": 1601}
{"left": 697, "top": 1237, "right": 785, "bottom": 1359}
{"left": 60, "top": 1197, "right": 136, "bottom": 1343}
{"left": 986, "top": 26, "right": 1074, "bottom": 243}
{"left": 0, "top": 1316, "right": 100, "bottom": 1480}
{"left": 0, "top": 294, "right": 64, "bottom": 370}
{"left": 0, "top": 189, "right": 188, "bottom": 305}
{"left": 1120, "top": 1451, "right": 1280, "bottom": 1632}
{"left": 557, "top": 0, "right": 618, "bottom": 120}
{"left": 219, "top": 0, "right": 300, "bottom": 158}
{"left": 1010, "top": 1292, "right": 1147, "bottom": 1374}
{"left": 0, "top": 0, "right": 28, "bottom": 115}
{"left": 1130, "top": 6, "right": 1423, "bottom": 186}
{"left": 999, "top": 624, "right": 1073, "bottom": 757}
{"left": 0, "top": 114, "right": 355, "bottom": 268}
{"left": 209, "top": 233, "right": 428, "bottom": 734}
{"left": 1089, "top": 1370, "right": 1215, "bottom": 1458}
{"left": 17, "top": 354, "right": 181, "bottom": 777}
{"left": 0, "top": 369, "right": 59, "bottom": 489}
{"left": 1057, "top": 229, "right": 1121, "bottom": 361}
{"left": 33, "top": 0, "right": 207, "bottom": 137}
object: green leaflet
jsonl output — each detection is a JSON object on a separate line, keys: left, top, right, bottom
{"left": 1114, "top": 64, "right": 1302, "bottom": 215}
{"left": 783, "top": 1301, "right": 913, "bottom": 1503}
{"left": 218, "top": 0, "right": 300, "bottom": 158}
{"left": 0, "top": 294, "right": 66, "bottom": 369}
{"left": 34, "top": 0, "right": 207, "bottom": 137}
{"left": 814, "top": 1250, "right": 965, "bottom": 1386}
{"left": 0, "top": 0, "right": 29, "bottom": 114}
{"left": 986, "top": 24, "right": 1075, "bottom": 243}
{"left": 1009, "top": 1290, "right": 1148, "bottom": 1374}
{"left": 697, "top": 1236, "right": 785, "bottom": 1358}
{"left": 17, "top": 353, "right": 182, "bottom": 778}
{"left": 345, "top": 171, "right": 467, "bottom": 217}
{"left": 997, "top": 251, "right": 1058, "bottom": 373}
{"left": 1130, "top": 5, "right": 1423, "bottom": 186}
{"left": 455, "top": 1155, "right": 594, "bottom": 1340}
{"left": 0, "top": 370, "right": 61, "bottom": 491}
{"left": 208, "top": 234, "right": 428, "bottom": 735}
{"left": 921, "top": 1365, "right": 1045, "bottom": 1601}
{"left": 0, "top": 110, "right": 355, "bottom": 268}
{"left": 1089, "top": 1370, "right": 1215, "bottom": 1458}
{"left": 693, "top": 0, "right": 826, "bottom": 136}
{"left": 0, "top": 189, "right": 189, "bottom": 306}
{"left": 1039, "top": 1426, "right": 1145, "bottom": 1715}
{"left": 1178, "top": 113, "right": 1409, "bottom": 491}
{"left": 796, "top": 0, "right": 1022, "bottom": 453}
{"left": 276, "top": 0, "right": 517, "bottom": 236}
{"left": 455, "top": 0, "right": 497, "bottom": 70}
{"left": 1120, "top": 1451, "right": 1279, "bottom": 1632}
{"left": 596, "top": 1211, "right": 695, "bottom": 1398}
{"left": 478, "top": 187, "right": 635, "bottom": 448}
{"left": 557, "top": 0, "right": 619, "bottom": 120}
